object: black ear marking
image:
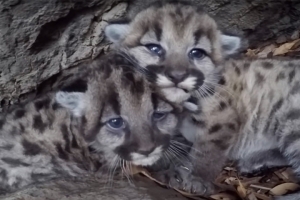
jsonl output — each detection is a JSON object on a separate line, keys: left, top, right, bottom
{"left": 61, "top": 79, "right": 87, "bottom": 93}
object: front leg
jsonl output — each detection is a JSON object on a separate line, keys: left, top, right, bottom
{"left": 168, "top": 105, "right": 239, "bottom": 196}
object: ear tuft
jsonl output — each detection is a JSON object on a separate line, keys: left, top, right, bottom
{"left": 221, "top": 34, "right": 241, "bottom": 56}
{"left": 104, "top": 24, "right": 130, "bottom": 43}
{"left": 55, "top": 91, "right": 86, "bottom": 117}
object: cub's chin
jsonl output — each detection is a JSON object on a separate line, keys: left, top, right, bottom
{"left": 160, "top": 87, "right": 191, "bottom": 104}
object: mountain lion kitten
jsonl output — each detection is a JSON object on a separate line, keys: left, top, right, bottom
{"left": 105, "top": 1, "right": 300, "bottom": 199}
{"left": 0, "top": 53, "right": 182, "bottom": 194}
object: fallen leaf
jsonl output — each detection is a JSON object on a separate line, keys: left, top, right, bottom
{"left": 257, "top": 44, "right": 276, "bottom": 58}
{"left": 269, "top": 183, "right": 300, "bottom": 196}
{"left": 273, "top": 39, "right": 300, "bottom": 56}
{"left": 237, "top": 179, "right": 247, "bottom": 198}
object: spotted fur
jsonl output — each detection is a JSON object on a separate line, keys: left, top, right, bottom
{"left": 105, "top": 1, "right": 300, "bottom": 199}
{"left": 0, "top": 53, "right": 181, "bottom": 193}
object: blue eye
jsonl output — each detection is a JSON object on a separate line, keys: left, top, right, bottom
{"left": 107, "top": 118, "right": 125, "bottom": 130}
{"left": 153, "top": 112, "right": 167, "bottom": 121}
{"left": 145, "top": 44, "right": 164, "bottom": 56}
{"left": 189, "top": 48, "right": 206, "bottom": 60}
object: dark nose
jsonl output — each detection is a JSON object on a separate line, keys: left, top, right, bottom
{"left": 166, "top": 70, "right": 189, "bottom": 84}
{"left": 138, "top": 146, "right": 156, "bottom": 156}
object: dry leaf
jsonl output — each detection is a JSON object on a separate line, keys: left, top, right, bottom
{"left": 237, "top": 179, "right": 247, "bottom": 198}
{"left": 273, "top": 39, "right": 300, "bottom": 56}
{"left": 269, "top": 183, "right": 300, "bottom": 196}
{"left": 257, "top": 44, "right": 276, "bottom": 58}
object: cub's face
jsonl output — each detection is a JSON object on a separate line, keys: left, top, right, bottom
{"left": 56, "top": 55, "right": 180, "bottom": 166}
{"left": 105, "top": 2, "right": 241, "bottom": 104}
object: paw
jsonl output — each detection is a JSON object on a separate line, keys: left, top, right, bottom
{"left": 168, "top": 165, "right": 215, "bottom": 196}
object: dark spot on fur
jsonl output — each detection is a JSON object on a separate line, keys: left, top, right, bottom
{"left": 52, "top": 102, "right": 62, "bottom": 110}
{"left": 255, "top": 72, "right": 265, "bottom": 85}
{"left": 34, "top": 98, "right": 51, "bottom": 111}
{"left": 153, "top": 21, "right": 162, "bottom": 41}
{"left": 233, "top": 84, "right": 237, "bottom": 91}
{"left": 287, "top": 109, "right": 300, "bottom": 120}
{"left": 218, "top": 76, "right": 226, "bottom": 85}
{"left": 289, "top": 69, "right": 296, "bottom": 83}
{"left": 191, "top": 117, "right": 206, "bottom": 128}
{"left": 244, "top": 63, "right": 250, "bottom": 70}
{"left": 61, "top": 124, "right": 71, "bottom": 153}
{"left": 0, "top": 144, "right": 14, "bottom": 150}
{"left": 0, "top": 120, "right": 4, "bottom": 129}
{"left": 235, "top": 66, "right": 241, "bottom": 75}
{"left": 291, "top": 81, "right": 300, "bottom": 95}
{"left": 71, "top": 136, "right": 79, "bottom": 149}
{"left": 14, "top": 109, "right": 25, "bottom": 119}
{"left": 2, "top": 157, "right": 30, "bottom": 167}
{"left": 194, "top": 29, "right": 202, "bottom": 45}
{"left": 56, "top": 143, "right": 69, "bottom": 160}
{"left": 0, "top": 170, "right": 7, "bottom": 180}
{"left": 211, "top": 139, "right": 228, "bottom": 150}
{"left": 33, "top": 115, "right": 47, "bottom": 133}
{"left": 190, "top": 69, "right": 205, "bottom": 88}
{"left": 219, "top": 101, "right": 227, "bottom": 111}
{"left": 209, "top": 124, "right": 222, "bottom": 134}
{"left": 262, "top": 61, "right": 273, "bottom": 69}
{"left": 132, "top": 78, "right": 145, "bottom": 99}
{"left": 276, "top": 72, "right": 285, "bottom": 82}
{"left": 227, "top": 123, "right": 236, "bottom": 130}
{"left": 20, "top": 123, "right": 25, "bottom": 133}
{"left": 240, "top": 84, "right": 244, "bottom": 92}
{"left": 122, "top": 71, "right": 135, "bottom": 85}
{"left": 85, "top": 121, "right": 104, "bottom": 143}
{"left": 22, "top": 139, "right": 42, "bottom": 156}
{"left": 107, "top": 86, "right": 120, "bottom": 115}
{"left": 102, "top": 64, "right": 113, "bottom": 80}
{"left": 151, "top": 93, "right": 159, "bottom": 110}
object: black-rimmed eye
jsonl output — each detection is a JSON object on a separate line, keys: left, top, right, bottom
{"left": 189, "top": 49, "right": 206, "bottom": 60}
{"left": 152, "top": 112, "right": 167, "bottom": 121}
{"left": 145, "top": 44, "right": 164, "bottom": 56}
{"left": 107, "top": 118, "right": 125, "bottom": 130}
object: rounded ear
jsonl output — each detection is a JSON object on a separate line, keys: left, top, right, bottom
{"left": 104, "top": 23, "right": 130, "bottom": 43}
{"left": 220, "top": 34, "right": 241, "bottom": 56}
{"left": 55, "top": 91, "right": 86, "bottom": 117}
